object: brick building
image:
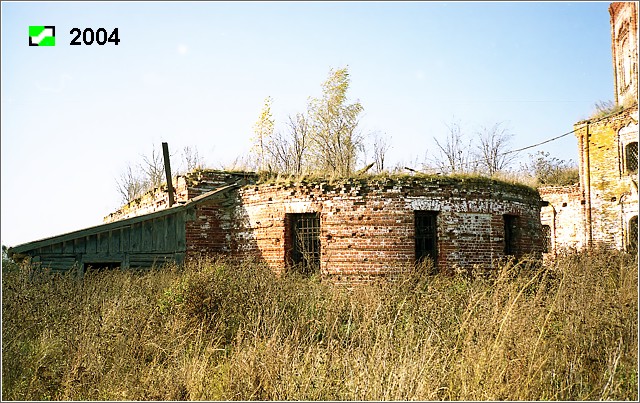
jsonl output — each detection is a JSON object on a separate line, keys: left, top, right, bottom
{"left": 540, "top": 2, "right": 639, "bottom": 254}
{"left": 9, "top": 170, "right": 544, "bottom": 279}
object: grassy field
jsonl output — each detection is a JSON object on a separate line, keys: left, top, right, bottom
{"left": 2, "top": 250, "right": 637, "bottom": 400}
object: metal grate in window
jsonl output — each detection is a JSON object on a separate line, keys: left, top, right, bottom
{"left": 626, "top": 142, "right": 638, "bottom": 173}
{"left": 415, "top": 211, "right": 438, "bottom": 266}
{"left": 289, "top": 213, "right": 320, "bottom": 275}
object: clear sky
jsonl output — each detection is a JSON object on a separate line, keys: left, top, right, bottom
{"left": 1, "top": 1, "right": 616, "bottom": 247}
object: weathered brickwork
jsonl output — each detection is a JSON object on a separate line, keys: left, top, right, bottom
{"left": 181, "top": 176, "right": 543, "bottom": 278}
{"left": 610, "top": 2, "right": 638, "bottom": 107}
{"left": 540, "top": 110, "right": 638, "bottom": 253}
{"left": 576, "top": 110, "right": 639, "bottom": 250}
{"left": 185, "top": 199, "right": 236, "bottom": 258}
{"left": 540, "top": 2, "right": 639, "bottom": 255}
{"left": 539, "top": 185, "right": 585, "bottom": 251}
{"left": 104, "top": 170, "right": 255, "bottom": 223}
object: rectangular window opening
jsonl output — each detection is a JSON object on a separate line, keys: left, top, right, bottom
{"left": 286, "top": 213, "right": 320, "bottom": 275}
{"left": 504, "top": 214, "right": 518, "bottom": 256}
{"left": 415, "top": 211, "right": 438, "bottom": 268}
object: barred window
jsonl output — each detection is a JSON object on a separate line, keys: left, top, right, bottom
{"left": 415, "top": 211, "right": 438, "bottom": 266}
{"left": 542, "top": 225, "right": 552, "bottom": 253}
{"left": 626, "top": 142, "right": 638, "bottom": 173}
{"left": 286, "top": 213, "right": 320, "bottom": 275}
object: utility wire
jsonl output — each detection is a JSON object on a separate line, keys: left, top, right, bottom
{"left": 502, "top": 128, "right": 578, "bottom": 155}
{"left": 416, "top": 127, "right": 579, "bottom": 172}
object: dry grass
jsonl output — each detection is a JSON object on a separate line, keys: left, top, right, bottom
{"left": 2, "top": 250, "right": 637, "bottom": 400}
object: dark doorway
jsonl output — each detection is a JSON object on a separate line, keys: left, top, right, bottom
{"left": 504, "top": 214, "right": 518, "bottom": 256}
{"left": 286, "top": 213, "right": 320, "bottom": 275}
{"left": 415, "top": 211, "right": 438, "bottom": 267}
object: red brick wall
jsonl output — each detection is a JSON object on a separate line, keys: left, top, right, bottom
{"left": 185, "top": 200, "right": 231, "bottom": 259}
{"left": 185, "top": 176, "right": 543, "bottom": 278}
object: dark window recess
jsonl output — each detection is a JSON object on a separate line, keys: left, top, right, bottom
{"left": 626, "top": 142, "right": 638, "bottom": 172}
{"left": 287, "top": 213, "right": 320, "bottom": 275}
{"left": 504, "top": 215, "right": 518, "bottom": 256}
{"left": 629, "top": 216, "right": 638, "bottom": 253}
{"left": 542, "top": 225, "right": 552, "bottom": 253}
{"left": 415, "top": 211, "right": 438, "bottom": 266}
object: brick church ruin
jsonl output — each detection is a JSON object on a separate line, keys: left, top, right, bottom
{"left": 8, "top": 2, "right": 638, "bottom": 279}
{"left": 540, "top": 2, "right": 638, "bottom": 255}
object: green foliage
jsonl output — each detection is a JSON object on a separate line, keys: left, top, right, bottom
{"left": 254, "top": 67, "right": 366, "bottom": 178}
{"left": 1, "top": 244, "right": 19, "bottom": 273}
{"left": 3, "top": 251, "right": 637, "bottom": 400}
{"left": 251, "top": 97, "right": 275, "bottom": 172}
{"left": 523, "top": 151, "right": 580, "bottom": 186}
{"left": 308, "top": 67, "right": 364, "bottom": 177}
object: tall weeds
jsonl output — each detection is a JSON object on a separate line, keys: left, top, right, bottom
{"left": 2, "top": 250, "right": 637, "bottom": 400}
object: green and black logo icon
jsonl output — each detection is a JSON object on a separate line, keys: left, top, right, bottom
{"left": 29, "top": 26, "right": 55, "bottom": 46}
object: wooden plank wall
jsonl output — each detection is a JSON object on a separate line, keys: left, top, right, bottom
{"left": 30, "top": 211, "right": 187, "bottom": 273}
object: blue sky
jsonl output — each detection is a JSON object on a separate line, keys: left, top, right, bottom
{"left": 1, "top": 1, "right": 615, "bottom": 247}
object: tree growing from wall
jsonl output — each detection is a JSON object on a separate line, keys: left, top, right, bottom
{"left": 141, "top": 145, "right": 165, "bottom": 189}
{"left": 371, "top": 132, "right": 391, "bottom": 173}
{"left": 116, "top": 144, "right": 206, "bottom": 204}
{"left": 432, "top": 120, "right": 519, "bottom": 176}
{"left": 251, "top": 96, "right": 275, "bottom": 172}
{"left": 116, "top": 165, "right": 148, "bottom": 205}
{"left": 262, "top": 112, "right": 311, "bottom": 175}
{"left": 253, "top": 66, "right": 367, "bottom": 177}
{"left": 307, "top": 67, "right": 364, "bottom": 177}
{"left": 475, "top": 122, "right": 517, "bottom": 176}
{"left": 180, "top": 145, "right": 203, "bottom": 174}
{"left": 433, "top": 120, "right": 476, "bottom": 174}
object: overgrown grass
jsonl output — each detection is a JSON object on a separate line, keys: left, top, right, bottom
{"left": 253, "top": 170, "right": 539, "bottom": 198}
{"left": 2, "top": 250, "right": 637, "bottom": 400}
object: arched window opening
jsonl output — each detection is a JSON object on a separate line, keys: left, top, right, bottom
{"left": 625, "top": 142, "right": 638, "bottom": 173}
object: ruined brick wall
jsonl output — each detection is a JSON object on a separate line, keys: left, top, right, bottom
{"left": 189, "top": 176, "right": 543, "bottom": 279}
{"left": 542, "top": 2, "right": 639, "bottom": 255}
{"left": 184, "top": 198, "right": 237, "bottom": 259}
{"left": 610, "top": 2, "right": 638, "bottom": 106}
{"left": 103, "top": 170, "right": 256, "bottom": 223}
{"left": 539, "top": 185, "right": 585, "bottom": 252}
{"left": 574, "top": 108, "right": 639, "bottom": 250}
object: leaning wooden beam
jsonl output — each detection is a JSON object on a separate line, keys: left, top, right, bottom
{"left": 162, "top": 142, "right": 175, "bottom": 207}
